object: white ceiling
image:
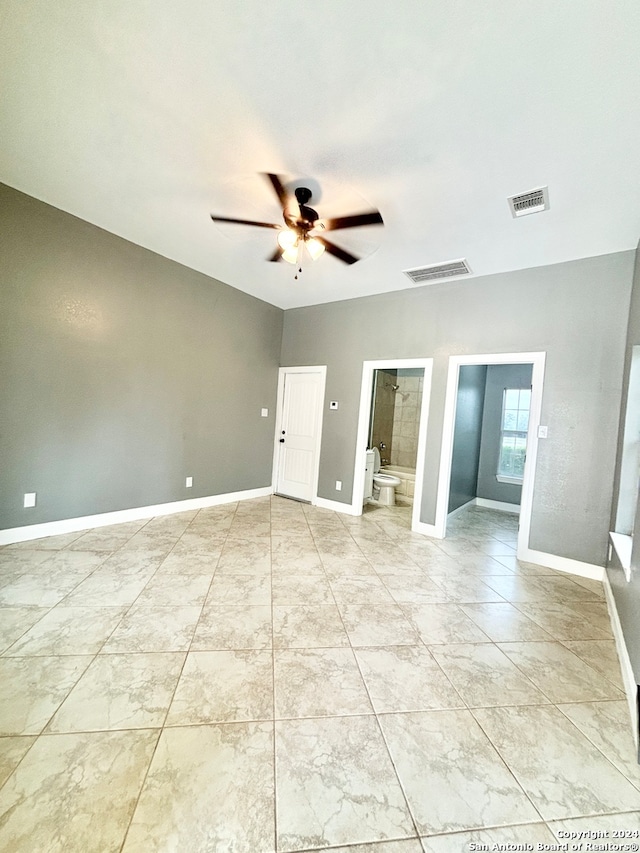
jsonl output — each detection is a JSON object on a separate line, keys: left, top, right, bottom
{"left": 2, "top": 1, "right": 640, "bottom": 309}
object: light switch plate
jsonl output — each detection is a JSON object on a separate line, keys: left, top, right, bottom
{"left": 335, "top": 480, "right": 342, "bottom": 491}
{"left": 537, "top": 425, "right": 548, "bottom": 438}
{"left": 261, "top": 408, "right": 268, "bottom": 417}
{"left": 185, "top": 477, "right": 193, "bottom": 488}
{"left": 24, "top": 492, "right": 36, "bottom": 508}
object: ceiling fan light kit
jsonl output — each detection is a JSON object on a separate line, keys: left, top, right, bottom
{"left": 210, "top": 173, "right": 384, "bottom": 271}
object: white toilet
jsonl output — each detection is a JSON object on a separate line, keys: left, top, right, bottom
{"left": 371, "top": 447, "right": 402, "bottom": 506}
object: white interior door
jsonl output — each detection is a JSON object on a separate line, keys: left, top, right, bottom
{"left": 275, "top": 369, "right": 325, "bottom": 502}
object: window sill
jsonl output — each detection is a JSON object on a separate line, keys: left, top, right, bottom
{"left": 496, "top": 475, "right": 523, "bottom": 485}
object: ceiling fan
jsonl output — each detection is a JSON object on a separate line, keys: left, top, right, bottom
{"left": 210, "top": 173, "right": 383, "bottom": 270}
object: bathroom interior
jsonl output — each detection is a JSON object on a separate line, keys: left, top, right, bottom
{"left": 365, "top": 367, "right": 424, "bottom": 506}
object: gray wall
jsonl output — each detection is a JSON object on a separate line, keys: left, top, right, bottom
{"left": 609, "top": 241, "right": 640, "bottom": 684}
{"left": 281, "top": 251, "right": 634, "bottom": 565}
{"left": 449, "top": 365, "right": 486, "bottom": 513}
{"left": 477, "top": 363, "right": 533, "bottom": 505}
{"left": 0, "top": 184, "right": 283, "bottom": 529}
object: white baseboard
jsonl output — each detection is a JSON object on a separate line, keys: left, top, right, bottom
{"left": 475, "top": 497, "right": 521, "bottom": 514}
{"left": 517, "top": 546, "right": 604, "bottom": 581}
{"left": 314, "top": 497, "right": 361, "bottom": 516}
{"left": 603, "top": 573, "right": 639, "bottom": 750}
{"left": 447, "top": 499, "right": 476, "bottom": 521}
{"left": 0, "top": 487, "right": 273, "bottom": 546}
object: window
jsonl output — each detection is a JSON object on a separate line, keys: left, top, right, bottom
{"left": 497, "top": 388, "right": 531, "bottom": 483}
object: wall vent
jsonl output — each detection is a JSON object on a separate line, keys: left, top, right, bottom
{"left": 508, "top": 186, "right": 549, "bottom": 217}
{"left": 403, "top": 258, "right": 472, "bottom": 284}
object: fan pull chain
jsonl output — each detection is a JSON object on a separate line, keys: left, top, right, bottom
{"left": 294, "top": 265, "right": 302, "bottom": 281}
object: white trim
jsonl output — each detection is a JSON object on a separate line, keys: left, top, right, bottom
{"left": 603, "top": 572, "right": 639, "bottom": 750}
{"left": 475, "top": 497, "right": 521, "bottom": 514}
{"left": 351, "top": 358, "right": 433, "bottom": 533}
{"left": 447, "top": 499, "right": 476, "bottom": 520}
{"left": 434, "top": 351, "right": 546, "bottom": 560}
{"left": 0, "top": 486, "right": 273, "bottom": 546}
{"left": 314, "top": 497, "right": 361, "bottom": 516}
{"left": 273, "top": 365, "right": 326, "bottom": 504}
{"left": 518, "top": 546, "right": 604, "bottom": 581}
{"left": 610, "top": 531, "right": 632, "bottom": 581}
{"left": 496, "top": 475, "right": 523, "bottom": 486}
{"left": 411, "top": 520, "right": 441, "bottom": 538}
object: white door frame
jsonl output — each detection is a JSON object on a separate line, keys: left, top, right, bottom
{"left": 433, "top": 351, "right": 546, "bottom": 557}
{"left": 272, "top": 365, "right": 327, "bottom": 503}
{"left": 352, "top": 358, "right": 433, "bottom": 532}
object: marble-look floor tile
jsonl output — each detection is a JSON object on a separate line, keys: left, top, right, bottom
{"left": 354, "top": 646, "right": 464, "bottom": 713}
{"left": 556, "top": 701, "right": 640, "bottom": 791}
{"left": 170, "top": 530, "right": 226, "bottom": 556}
{"left": 497, "top": 642, "right": 625, "bottom": 702}
{"left": 0, "top": 655, "right": 92, "bottom": 734}
{"left": 321, "top": 555, "right": 377, "bottom": 578}
{"left": 0, "top": 550, "right": 52, "bottom": 572}
{"left": 376, "top": 575, "right": 450, "bottom": 605}
{"left": 429, "top": 643, "right": 550, "bottom": 708}
{"left": 0, "top": 607, "right": 49, "bottom": 652}
{"left": 154, "top": 551, "right": 220, "bottom": 573}
{"left": 421, "top": 823, "right": 556, "bottom": 851}
{"left": 401, "top": 603, "right": 490, "bottom": 645}
{"left": 0, "top": 729, "right": 158, "bottom": 853}
{"left": 192, "top": 604, "right": 272, "bottom": 650}
{"left": 98, "top": 549, "right": 165, "bottom": 574}
{"left": 339, "top": 603, "right": 420, "bottom": 646}
{"left": 102, "top": 605, "right": 201, "bottom": 652}
{"left": 460, "top": 602, "right": 553, "bottom": 642}
{"left": 0, "top": 572, "right": 90, "bottom": 607}
{"left": 273, "top": 604, "right": 349, "bottom": 648}
{"left": 165, "top": 650, "right": 273, "bottom": 725}
{"left": 330, "top": 576, "right": 397, "bottom": 605}
{"left": 514, "top": 602, "right": 613, "bottom": 640}
{"left": 39, "top": 550, "right": 108, "bottom": 573}
{"left": 3, "top": 606, "right": 126, "bottom": 656}
{"left": 276, "top": 715, "right": 414, "bottom": 851}
{"left": 274, "top": 648, "right": 373, "bottom": 718}
{"left": 207, "top": 573, "right": 271, "bottom": 605}
{"left": 134, "top": 572, "right": 212, "bottom": 606}
{"left": 66, "top": 529, "right": 135, "bottom": 551}
{"left": 296, "top": 841, "right": 423, "bottom": 853}
{"left": 563, "top": 599, "right": 614, "bottom": 635}
{"left": 473, "top": 705, "right": 640, "bottom": 819}
{"left": 122, "top": 722, "right": 275, "bottom": 853}
{"left": 119, "top": 532, "right": 178, "bottom": 556}
{"left": 62, "top": 569, "right": 156, "bottom": 606}
{"left": 562, "top": 640, "right": 625, "bottom": 689}
{"left": 272, "top": 574, "right": 335, "bottom": 605}
{"left": 0, "top": 735, "right": 36, "bottom": 787}
{"left": 378, "top": 709, "right": 539, "bottom": 834}
{"left": 429, "top": 576, "right": 506, "bottom": 603}
{"left": 217, "top": 538, "right": 271, "bottom": 573}
{"left": 48, "top": 652, "right": 185, "bottom": 732}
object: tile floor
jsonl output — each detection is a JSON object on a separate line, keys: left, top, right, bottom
{"left": 0, "top": 497, "right": 639, "bottom": 851}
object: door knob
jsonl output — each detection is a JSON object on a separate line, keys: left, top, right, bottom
{"left": 279, "top": 438, "right": 285, "bottom": 443}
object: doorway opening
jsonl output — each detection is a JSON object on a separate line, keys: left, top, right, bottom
{"left": 352, "top": 358, "right": 433, "bottom": 531}
{"left": 434, "top": 352, "right": 546, "bottom": 558}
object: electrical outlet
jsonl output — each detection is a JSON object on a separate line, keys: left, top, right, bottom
{"left": 23, "top": 492, "right": 36, "bottom": 508}
{"left": 335, "top": 480, "right": 342, "bottom": 491}
{"left": 185, "top": 477, "right": 193, "bottom": 488}
{"left": 261, "top": 408, "right": 268, "bottom": 417}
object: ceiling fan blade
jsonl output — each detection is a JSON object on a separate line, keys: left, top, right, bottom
{"left": 267, "top": 247, "right": 283, "bottom": 262}
{"left": 263, "top": 173, "right": 289, "bottom": 211}
{"left": 210, "top": 214, "right": 280, "bottom": 229}
{"left": 316, "top": 237, "right": 360, "bottom": 265}
{"left": 321, "top": 210, "right": 384, "bottom": 232}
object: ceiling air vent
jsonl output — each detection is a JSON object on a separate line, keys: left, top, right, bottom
{"left": 403, "top": 258, "right": 472, "bottom": 285}
{"left": 508, "top": 186, "right": 549, "bottom": 218}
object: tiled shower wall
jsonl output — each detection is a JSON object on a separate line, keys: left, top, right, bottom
{"left": 370, "top": 370, "right": 397, "bottom": 464}
{"left": 390, "top": 370, "right": 423, "bottom": 470}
